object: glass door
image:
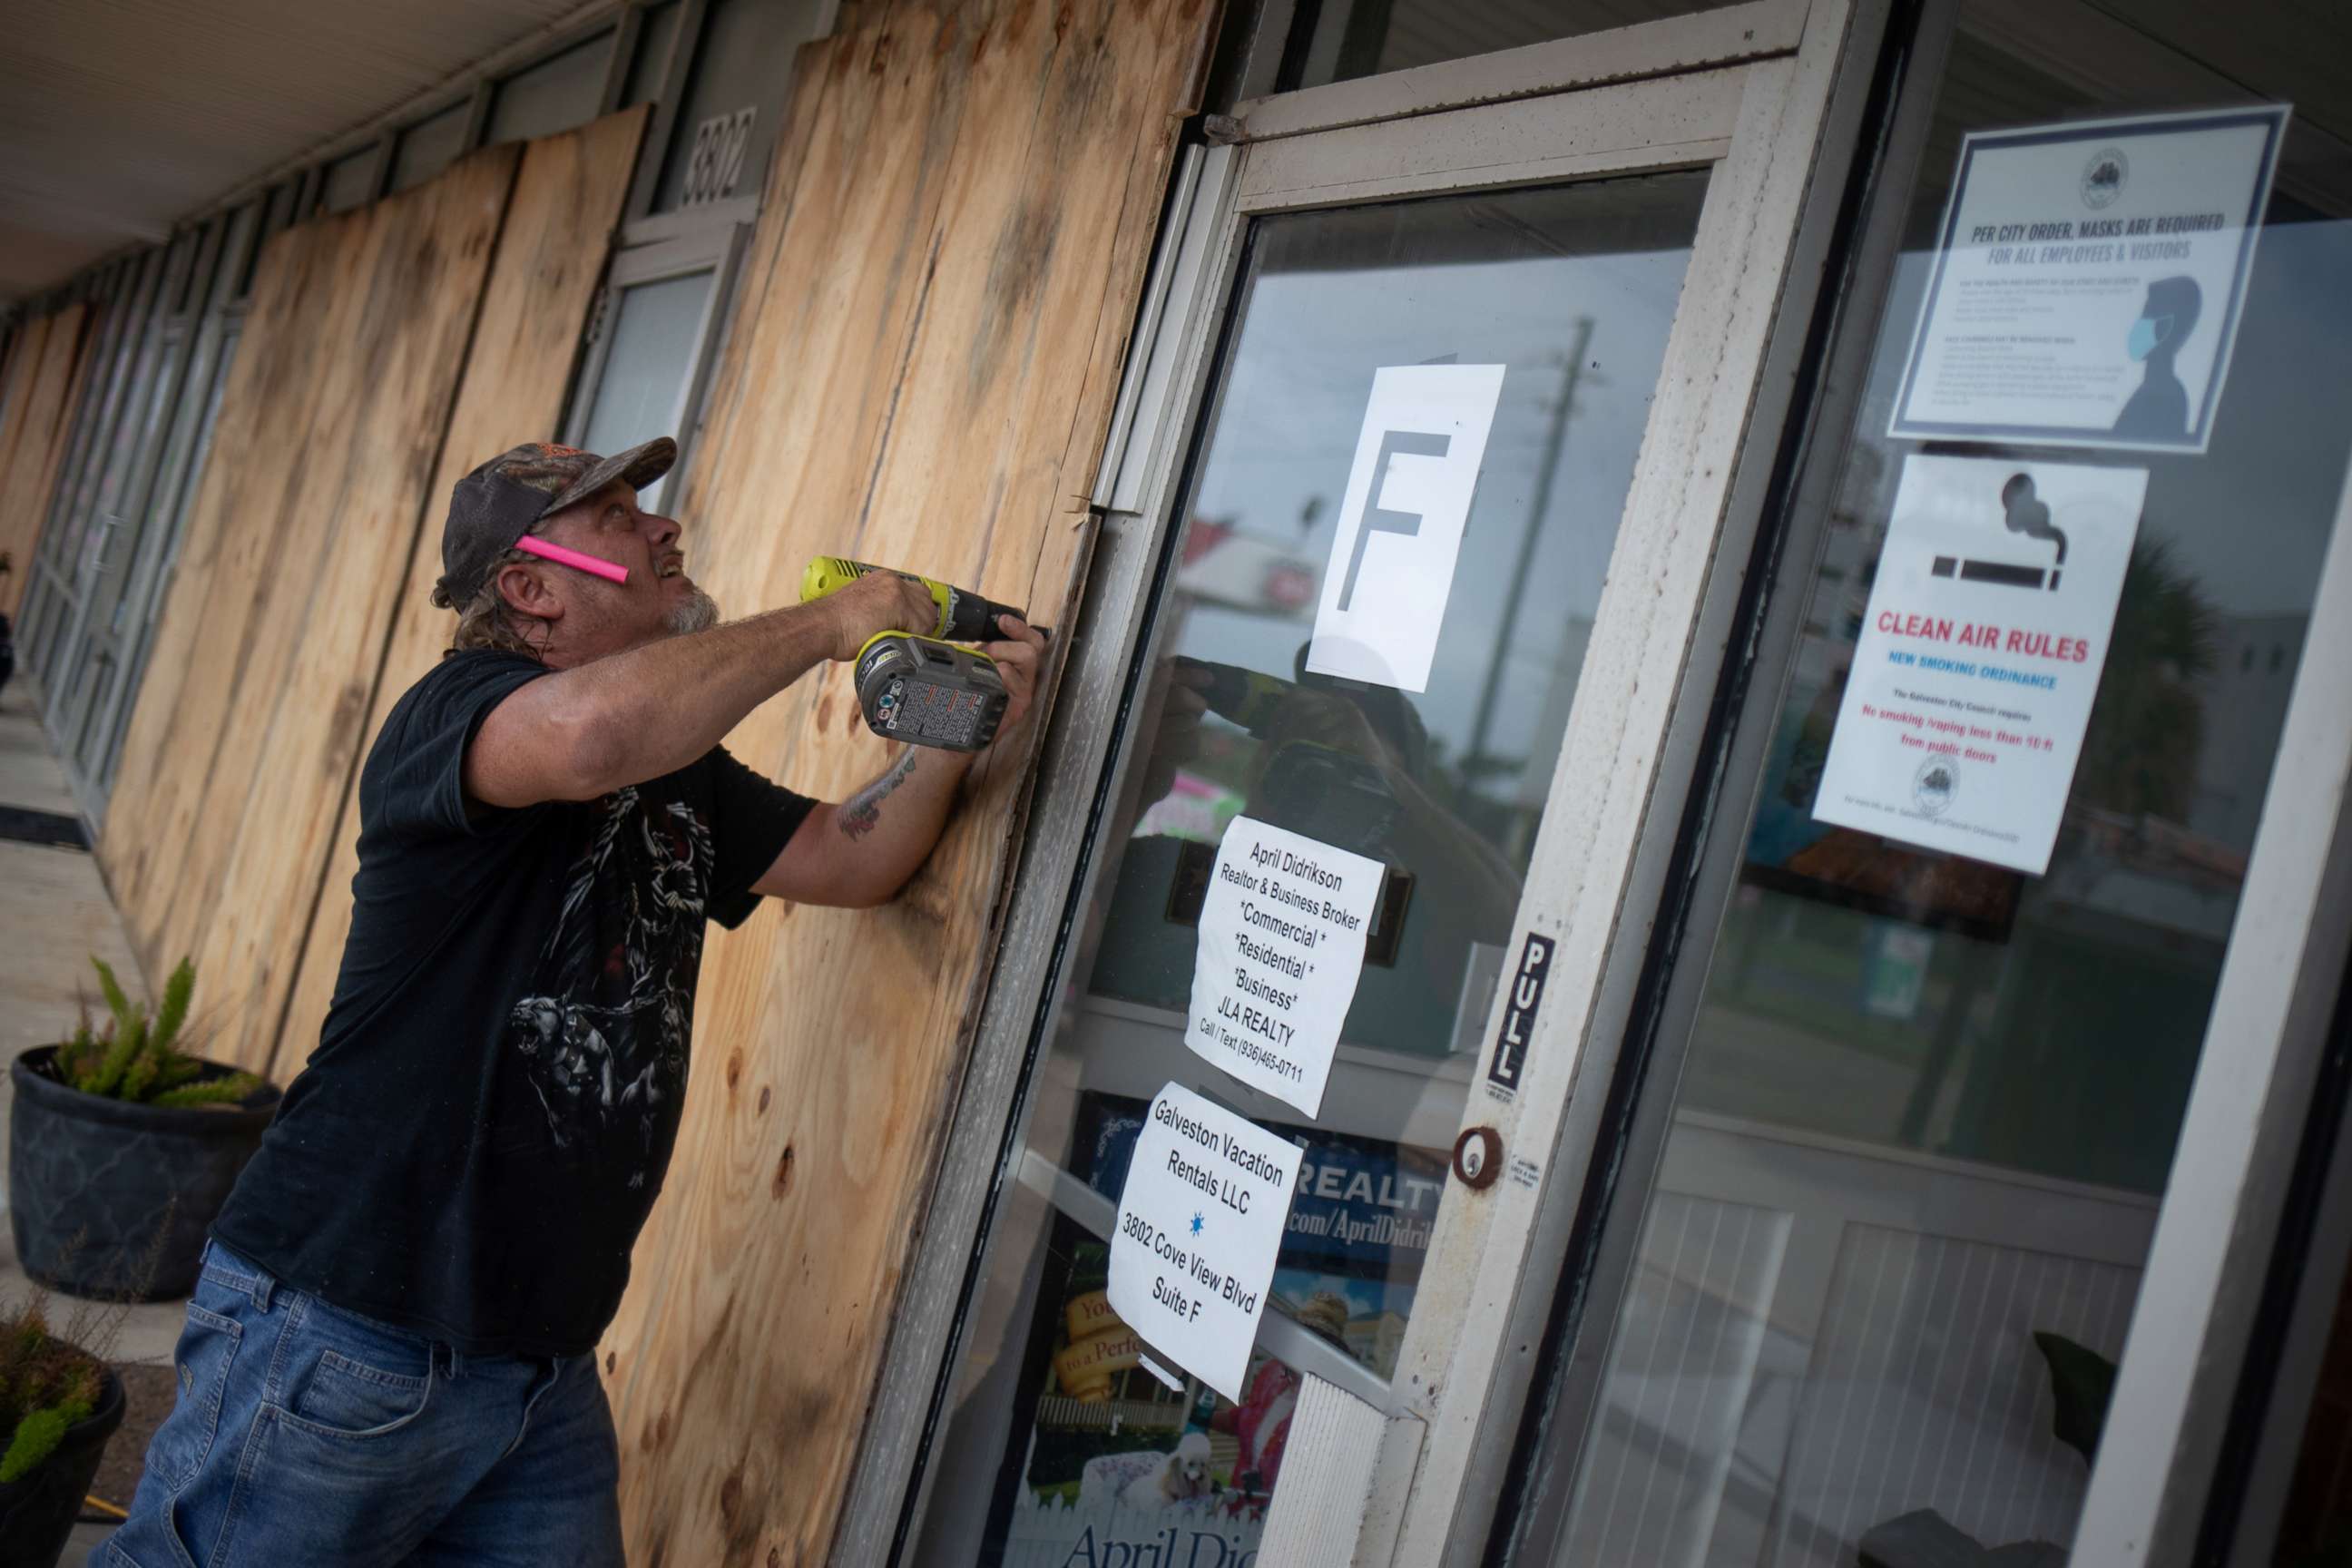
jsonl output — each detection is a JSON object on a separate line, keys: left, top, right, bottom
{"left": 874, "top": 9, "right": 1878, "bottom": 1555}
{"left": 1497, "top": 1, "right": 2352, "bottom": 1563}
{"left": 924, "top": 173, "right": 1706, "bottom": 1565}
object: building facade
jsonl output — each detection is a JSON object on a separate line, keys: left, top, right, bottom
{"left": 3, "top": 0, "right": 2348, "bottom": 1563}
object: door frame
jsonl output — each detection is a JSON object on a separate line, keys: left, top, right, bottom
{"left": 830, "top": 0, "right": 1898, "bottom": 1559}
{"left": 2070, "top": 412, "right": 2352, "bottom": 1567}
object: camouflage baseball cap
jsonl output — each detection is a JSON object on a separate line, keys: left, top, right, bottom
{"left": 432, "top": 437, "right": 675, "bottom": 607}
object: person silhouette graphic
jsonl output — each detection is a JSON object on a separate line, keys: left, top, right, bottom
{"left": 2113, "top": 276, "right": 2202, "bottom": 441}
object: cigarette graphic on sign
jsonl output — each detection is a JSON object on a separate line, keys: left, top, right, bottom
{"left": 1931, "top": 472, "right": 2071, "bottom": 592}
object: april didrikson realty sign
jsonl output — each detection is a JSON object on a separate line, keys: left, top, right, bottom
{"left": 1183, "top": 816, "right": 1384, "bottom": 1117}
{"left": 1811, "top": 455, "right": 2147, "bottom": 876}
{"left": 1001, "top": 1499, "right": 1266, "bottom": 1568}
{"left": 1108, "top": 1083, "right": 1305, "bottom": 1403}
{"left": 1888, "top": 104, "right": 2288, "bottom": 453}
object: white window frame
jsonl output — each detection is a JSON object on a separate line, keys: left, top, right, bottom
{"left": 836, "top": 0, "right": 1907, "bottom": 1559}
{"left": 562, "top": 223, "right": 750, "bottom": 499}
{"left": 2072, "top": 406, "right": 2352, "bottom": 1565}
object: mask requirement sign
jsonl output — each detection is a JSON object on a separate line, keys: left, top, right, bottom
{"left": 1888, "top": 105, "right": 2288, "bottom": 453}
{"left": 1813, "top": 456, "right": 2146, "bottom": 875}
{"left": 1108, "top": 1083, "right": 1304, "bottom": 1403}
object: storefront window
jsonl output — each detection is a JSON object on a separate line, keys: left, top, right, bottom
{"left": 1284, "top": 0, "right": 1739, "bottom": 91}
{"left": 486, "top": 33, "right": 611, "bottom": 144}
{"left": 577, "top": 270, "right": 715, "bottom": 511}
{"left": 911, "top": 172, "right": 1710, "bottom": 1563}
{"left": 1511, "top": 5, "right": 2352, "bottom": 1563}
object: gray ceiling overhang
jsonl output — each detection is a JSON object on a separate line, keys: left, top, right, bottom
{"left": 0, "top": 0, "right": 607, "bottom": 304}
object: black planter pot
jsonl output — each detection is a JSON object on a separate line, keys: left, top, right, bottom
{"left": 9, "top": 1048, "right": 280, "bottom": 1299}
{"left": 0, "top": 1363, "right": 125, "bottom": 1568}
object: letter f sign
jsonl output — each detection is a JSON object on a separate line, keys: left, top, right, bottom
{"left": 1309, "top": 363, "right": 1506, "bottom": 692}
{"left": 1337, "top": 430, "right": 1452, "bottom": 612}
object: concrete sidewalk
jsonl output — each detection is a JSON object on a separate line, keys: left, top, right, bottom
{"left": 0, "top": 678, "right": 185, "bottom": 1561}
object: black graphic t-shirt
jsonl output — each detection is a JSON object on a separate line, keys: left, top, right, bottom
{"left": 213, "top": 651, "right": 814, "bottom": 1355}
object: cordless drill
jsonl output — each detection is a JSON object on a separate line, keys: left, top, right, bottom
{"left": 799, "top": 557, "right": 1032, "bottom": 751}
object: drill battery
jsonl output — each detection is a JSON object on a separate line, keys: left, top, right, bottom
{"left": 854, "top": 632, "right": 1009, "bottom": 752}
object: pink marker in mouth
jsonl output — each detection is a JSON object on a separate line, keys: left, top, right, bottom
{"left": 514, "top": 534, "right": 629, "bottom": 584}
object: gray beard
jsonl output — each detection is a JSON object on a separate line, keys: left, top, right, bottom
{"left": 663, "top": 586, "right": 720, "bottom": 635}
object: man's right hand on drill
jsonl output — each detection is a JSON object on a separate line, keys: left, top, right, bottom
{"left": 816, "top": 568, "right": 941, "bottom": 660}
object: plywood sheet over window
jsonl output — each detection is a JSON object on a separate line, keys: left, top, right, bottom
{"left": 101, "top": 110, "right": 647, "bottom": 1071}
{"left": 274, "top": 109, "right": 649, "bottom": 1083}
{"left": 590, "top": 0, "right": 1214, "bottom": 1560}
{"left": 0, "top": 305, "right": 96, "bottom": 617}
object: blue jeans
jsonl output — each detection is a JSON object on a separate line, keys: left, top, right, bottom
{"left": 107, "top": 1242, "right": 622, "bottom": 1568}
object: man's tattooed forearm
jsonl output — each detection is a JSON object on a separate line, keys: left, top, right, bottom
{"left": 838, "top": 751, "right": 919, "bottom": 840}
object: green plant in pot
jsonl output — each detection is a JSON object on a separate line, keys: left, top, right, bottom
{"left": 10, "top": 956, "right": 282, "bottom": 1300}
{"left": 0, "top": 1288, "right": 129, "bottom": 1568}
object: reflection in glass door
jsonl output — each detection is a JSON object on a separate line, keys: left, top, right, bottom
{"left": 910, "top": 172, "right": 1710, "bottom": 1564}
{"left": 1504, "top": 5, "right": 2352, "bottom": 1563}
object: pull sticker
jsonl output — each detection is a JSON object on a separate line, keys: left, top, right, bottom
{"left": 1486, "top": 932, "right": 1555, "bottom": 1096}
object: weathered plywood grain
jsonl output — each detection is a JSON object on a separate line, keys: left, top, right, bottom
{"left": 0, "top": 311, "right": 56, "bottom": 612}
{"left": 101, "top": 214, "right": 353, "bottom": 964}
{"left": 102, "top": 146, "right": 523, "bottom": 1067}
{"left": 272, "top": 108, "right": 648, "bottom": 1085}
{"left": 594, "top": 1, "right": 1213, "bottom": 1560}
{"left": 0, "top": 306, "right": 95, "bottom": 616}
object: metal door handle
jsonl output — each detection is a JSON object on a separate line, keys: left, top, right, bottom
{"left": 88, "top": 514, "right": 122, "bottom": 576}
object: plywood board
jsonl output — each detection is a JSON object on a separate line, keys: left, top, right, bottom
{"left": 101, "top": 146, "right": 522, "bottom": 1067}
{"left": 0, "top": 311, "right": 55, "bottom": 609}
{"left": 273, "top": 108, "right": 647, "bottom": 1084}
{"left": 0, "top": 306, "right": 94, "bottom": 617}
{"left": 0, "top": 315, "right": 52, "bottom": 514}
{"left": 100, "top": 215, "right": 353, "bottom": 965}
{"left": 593, "top": 1, "right": 1213, "bottom": 1560}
